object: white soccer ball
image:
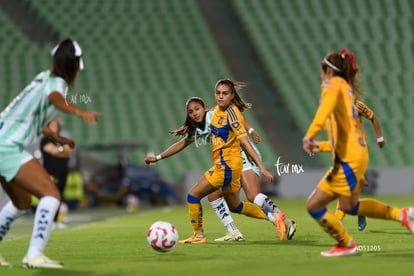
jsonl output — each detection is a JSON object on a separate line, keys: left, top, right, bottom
{"left": 146, "top": 221, "right": 179, "bottom": 252}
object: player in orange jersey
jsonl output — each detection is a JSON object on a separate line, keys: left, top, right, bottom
{"left": 303, "top": 48, "right": 414, "bottom": 257}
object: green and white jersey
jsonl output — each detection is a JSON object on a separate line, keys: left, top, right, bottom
{"left": 0, "top": 70, "right": 68, "bottom": 147}
{"left": 187, "top": 110, "right": 214, "bottom": 147}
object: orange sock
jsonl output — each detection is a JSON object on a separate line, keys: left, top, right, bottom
{"left": 357, "top": 199, "right": 400, "bottom": 221}
{"left": 188, "top": 202, "right": 204, "bottom": 234}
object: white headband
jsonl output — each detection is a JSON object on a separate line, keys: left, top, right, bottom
{"left": 186, "top": 97, "right": 204, "bottom": 106}
{"left": 51, "top": 40, "right": 84, "bottom": 70}
{"left": 323, "top": 58, "right": 341, "bottom": 72}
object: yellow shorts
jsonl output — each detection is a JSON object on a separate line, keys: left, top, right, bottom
{"left": 204, "top": 157, "right": 242, "bottom": 194}
{"left": 317, "top": 158, "right": 368, "bottom": 197}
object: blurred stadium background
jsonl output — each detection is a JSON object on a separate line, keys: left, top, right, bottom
{"left": 0, "top": 0, "right": 413, "bottom": 207}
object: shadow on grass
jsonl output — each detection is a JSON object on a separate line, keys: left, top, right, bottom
{"left": 31, "top": 270, "right": 117, "bottom": 276}
{"left": 209, "top": 239, "right": 328, "bottom": 247}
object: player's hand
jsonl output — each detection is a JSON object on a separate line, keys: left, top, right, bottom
{"left": 57, "top": 136, "right": 76, "bottom": 149}
{"left": 78, "top": 110, "right": 100, "bottom": 124}
{"left": 250, "top": 130, "right": 261, "bottom": 144}
{"left": 144, "top": 156, "right": 158, "bottom": 165}
{"left": 260, "top": 167, "right": 274, "bottom": 183}
{"left": 377, "top": 140, "right": 385, "bottom": 148}
{"left": 302, "top": 136, "right": 315, "bottom": 155}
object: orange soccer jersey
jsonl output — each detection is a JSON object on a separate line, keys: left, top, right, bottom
{"left": 306, "top": 77, "right": 369, "bottom": 197}
{"left": 205, "top": 104, "right": 247, "bottom": 192}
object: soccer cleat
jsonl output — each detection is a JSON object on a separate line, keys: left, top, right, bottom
{"left": 285, "top": 219, "right": 296, "bottom": 240}
{"left": 178, "top": 234, "right": 207, "bottom": 244}
{"left": 357, "top": 216, "right": 367, "bottom": 231}
{"left": 214, "top": 229, "right": 244, "bottom": 242}
{"left": 22, "top": 254, "right": 64, "bottom": 269}
{"left": 401, "top": 207, "right": 414, "bottom": 234}
{"left": 320, "top": 241, "right": 358, "bottom": 257}
{"left": 274, "top": 211, "right": 287, "bottom": 240}
{"left": 0, "top": 256, "right": 10, "bottom": 267}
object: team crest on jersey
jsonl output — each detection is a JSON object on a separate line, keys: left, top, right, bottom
{"left": 231, "top": 121, "right": 241, "bottom": 129}
{"left": 218, "top": 116, "right": 224, "bottom": 125}
{"left": 208, "top": 170, "right": 214, "bottom": 176}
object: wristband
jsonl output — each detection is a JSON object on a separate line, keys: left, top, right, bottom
{"left": 248, "top": 128, "right": 254, "bottom": 135}
{"left": 377, "top": 137, "right": 384, "bottom": 143}
{"left": 156, "top": 154, "right": 162, "bottom": 160}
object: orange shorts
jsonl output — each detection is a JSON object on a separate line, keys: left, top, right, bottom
{"left": 204, "top": 157, "right": 242, "bottom": 194}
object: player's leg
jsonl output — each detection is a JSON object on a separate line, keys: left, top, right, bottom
{"left": 241, "top": 168, "right": 295, "bottom": 240}
{"left": 179, "top": 175, "right": 215, "bottom": 244}
{"left": 0, "top": 178, "right": 27, "bottom": 267}
{"left": 343, "top": 188, "right": 414, "bottom": 234}
{"left": 307, "top": 182, "right": 357, "bottom": 256}
{"left": 241, "top": 169, "right": 280, "bottom": 212}
{"left": 9, "top": 159, "right": 63, "bottom": 268}
{"left": 207, "top": 190, "right": 243, "bottom": 241}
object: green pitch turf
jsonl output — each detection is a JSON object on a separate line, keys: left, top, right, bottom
{"left": 1, "top": 195, "right": 414, "bottom": 276}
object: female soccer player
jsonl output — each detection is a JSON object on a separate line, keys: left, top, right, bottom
{"left": 145, "top": 95, "right": 295, "bottom": 241}
{"left": 334, "top": 100, "right": 385, "bottom": 231}
{"left": 302, "top": 48, "right": 414, "bottom": 256}
{"left": 180, "top": 79, "right": 279, "bottom": 243}
{"left": 0, "top": 38, "right": 100, "bottom": 268}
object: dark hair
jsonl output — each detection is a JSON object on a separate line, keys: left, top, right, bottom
{"left": 51, "top": 38, "right": 81, "bottom": 86}
{"left": 215, "top": 79, "right": 252, "bottom": 112}
{"left": 321, "top": 49, "right": 363, "bottom": 99}
{"left": 170, "top": 97, "right": 206, "bottom": 137}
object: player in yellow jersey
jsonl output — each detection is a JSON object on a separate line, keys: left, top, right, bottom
{"left": 315, "top": 100, "right": 385, "bottom": 231}
{"left": 336, "top": 100, "right": 385, "bottom": 231}
{"left": 144, "top": 96, "right": 295, "bottom": 241}
{"left": 302, "top": 48, "right": 414, "bottom": 256}
{"left": 175, "top": 79, "right": 284, "bottom": 243}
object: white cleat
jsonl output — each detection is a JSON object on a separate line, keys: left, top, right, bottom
{"left": 22, "top": 254, "right": 64, "bottom": 269}
{"left": 214, "top": 229, "right": 244, "bottom": 241}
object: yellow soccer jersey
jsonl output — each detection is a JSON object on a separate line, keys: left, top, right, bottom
{"left": 306, "top": 76, "right": 368, "bottom": 163}
{"left": 356, "top": 100, "right": 374, "bottom": 120}
{"left": 318, "top": 100, "right": 374, "bottom": 154}
{"left": 210, "top": 104, "right": 247, "bottom": 163}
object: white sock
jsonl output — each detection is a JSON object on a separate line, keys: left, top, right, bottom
{"left": 0, "top": 201, "right": 25, "bottom": 242}
{"left": 254, "top": 193, "right": 280, "bottom": 213}
{"left": 267, "top": 212, "right": 276, "bottom": 223}
{"left": 26, "top": 196, "right": 59, "bottom": 259}
{"left": 209, "top": 197, "right": 238, "bottom": 232}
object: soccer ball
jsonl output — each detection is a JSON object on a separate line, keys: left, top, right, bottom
{"left": 146, "top": 221, "right": 179, "bottom": 252}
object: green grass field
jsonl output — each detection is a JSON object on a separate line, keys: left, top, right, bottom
{"left": 1, "top": 195, "right": 414, "bottom": 276}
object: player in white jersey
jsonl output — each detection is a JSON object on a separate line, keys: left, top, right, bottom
{"left": 0, "top": 38, "right": 99, "bottom": 269}
{"left": 144, "top": 97, "right": 296, "bottom": 241}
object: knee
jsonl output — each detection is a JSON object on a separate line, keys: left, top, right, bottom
{"left": 344, "top": 201, "right": 360, "bottom": 215}
{"left": 230, "top": 202, "right": 243, "bottom": 213}
{"left": 187, "top": 193, "right": 200, "bottom": 203}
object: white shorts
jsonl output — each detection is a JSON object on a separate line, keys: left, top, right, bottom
{"left": 0, "top": 143, "right": 33, "bottom": 182}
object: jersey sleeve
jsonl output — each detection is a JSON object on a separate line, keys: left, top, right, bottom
{"left": 227, "top": 105, "right": 247, "bottom": 138}
{"left": 46, "top": 76, "right": 68, "bottom": 97}
{"left": 318, "top": 141, "right": 333, "bottom": 152}
{"left": 306, "top": 78, "right": 340, "bottom": 138}
{"left": 356, "top": 100, "right": 374, "bottom": 120}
